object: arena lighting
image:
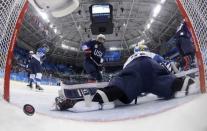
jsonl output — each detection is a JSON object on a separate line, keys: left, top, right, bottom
{"left": 54, "top": 28, "right": 57, "bottom": 33}
{"left": 109, "top": 47, "right": 123, "bottom": 51}
{"left": 161, "top": 0, "right": 166, "bottom": 4}
{"left": 146, "top": 23, "right": 151, "bottom": 29}
{"left": 61, "top": 44, "right": 69, "bottom": 49}
{"left": 61, "top": 44, "right": 78, "bottom": 51}
{"left": 150, "top": 18, "right": 154, "bottom": 24}
{"left": 49, "top": 24, "right": 53, "bottom": 28}
{"left": 38, "top": 10, "right": 50, "bottom": 23}
{"left": 153, "top": 4, "right": 162, "bottom": 17}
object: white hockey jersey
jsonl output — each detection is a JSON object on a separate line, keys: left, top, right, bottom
{"left": 31, "top": 47, "right": 47, "bottom": 62}
{"left": 123, "top": 51, "right": 164, "bottom": 69}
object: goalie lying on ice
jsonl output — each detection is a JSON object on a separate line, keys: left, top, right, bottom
{"left": 54, "top": 50, "right": 199, "bottom": 112}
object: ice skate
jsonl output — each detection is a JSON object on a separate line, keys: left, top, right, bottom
{"left": 55, "top": 96, "right": 82, "bottom": 111}
{"left": 27, "top": 83, "right": 33, "bottom": 89}
{"left": 36, "top": 85, "right": 44, "bottom": 91}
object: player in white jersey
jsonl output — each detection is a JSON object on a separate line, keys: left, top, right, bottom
{"left": 28, "top": 44, "right": 49, "bottom": 90}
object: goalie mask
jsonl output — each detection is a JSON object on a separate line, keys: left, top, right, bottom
{"left": 134, "top": 44, "right": 149, "bottom": 53}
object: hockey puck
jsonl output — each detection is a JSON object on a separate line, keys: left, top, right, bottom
{"left": 23, "top": 104, "right": 35, "bottom": 116}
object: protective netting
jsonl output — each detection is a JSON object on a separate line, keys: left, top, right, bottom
{"left": 0, "top": 0, "right": 26, "bottom": 98}
{"left": 177, "top": 0, "right": 207, "bottom": 91}
{"left": 181, "top": 0, "right": 207, "bottom": 64}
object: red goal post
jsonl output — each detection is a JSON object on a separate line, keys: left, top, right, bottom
{"left": 176, "top": 0, "right": 207, "bottom": 93}
{"left": 0, "top": 0, "right": 29, "bottom": 101}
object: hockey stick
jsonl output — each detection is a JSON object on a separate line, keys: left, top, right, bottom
{"left": 61, "top": 82, "right": 109, "bottom": 90}
{"left": 175, "top": 67, "right": 199, "bottom": 77}
{"left": 90, "top": 56, "right": 102, "bottom": 67}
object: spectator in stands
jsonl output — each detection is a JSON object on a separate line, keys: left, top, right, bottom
{"left": 81, "top": 34, "right": 106, "bottom": 82}
{"left": 175, "top": 20, "right": 195, "bottom": 71}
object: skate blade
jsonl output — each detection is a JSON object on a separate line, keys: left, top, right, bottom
{"left": 35, "top": 88, "right": 44, "bottom": 92}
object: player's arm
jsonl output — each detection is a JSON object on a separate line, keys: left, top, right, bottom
{"left": 153, "top": 54, "right": 165, "bottom": 63}
{"left": 81, "top": 42, "right": 92, "bottom": 57}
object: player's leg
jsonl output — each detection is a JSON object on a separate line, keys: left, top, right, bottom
{"left": 35, "top": 73, "right": 43, "bottom": 90}
{"left": 27, "top": 74, "right": 35, "bottom": 88}
{"left": 26, "top": 69, "right": 33, "bottom": 87}
{"left": 151, "top": 72, "right": 198, "bottom": 99}
{"left": 146, "top": 58, "right": 198, "bottom": 99}
{"left": 83, "top": 60, "right": 101, "bottom": 82}
{"left": 92, "top": 58, "right": 149, "bottom": 105}
{"left": 27, "top": 59, "right": 35, "bottom": 88}
{"left": 33, "top": 59, "right": 43, "bottom": 90}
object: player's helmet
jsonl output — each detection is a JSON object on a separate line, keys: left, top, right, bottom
{"left": 134, "top": 44, "right": 149, "bottom": 53}
{"left": 41, "top": 44, "right": 50, "bottom": 53}
{"left": 97, "top": 34, "right": 106, "bottom": 43}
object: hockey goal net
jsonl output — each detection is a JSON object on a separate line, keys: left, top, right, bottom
{"left": 176, "top": 0, "right": 207, "bottom": 93}
{"left": 0, "top": 0, "right": 206, "bottom": 101}
{"left": 0, "top": 0, "right": 28, "bottom": 101}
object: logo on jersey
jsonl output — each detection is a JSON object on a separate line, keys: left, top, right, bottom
{"left": 94, "top": 49, "right": 103, "bottom": 57}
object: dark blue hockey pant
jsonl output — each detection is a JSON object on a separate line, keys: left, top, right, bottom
{"left": 28, "top": 58, "right": 42, "bottom": 74}
{"left": 83, "top": 59, "right": 102, "bottom": 81}
{"left": 108, "top": 57, "right": 176, "bottom": 104}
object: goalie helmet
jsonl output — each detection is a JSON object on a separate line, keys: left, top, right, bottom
{"left": 134, "top": 44, "right": 149, "bottom": 53}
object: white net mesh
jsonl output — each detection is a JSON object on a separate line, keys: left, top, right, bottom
{"left": 178, "top": 0, "right": 207, "bottom": 87}
{"left": 0, "top": 0, "right": 26, "bottom": 98}
{"left": 181, "top": 0, "right": 207, "bottom": 64}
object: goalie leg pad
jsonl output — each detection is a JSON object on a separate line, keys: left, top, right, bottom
{"left": 68, "top": 90, "right": 115, "bottom": 112}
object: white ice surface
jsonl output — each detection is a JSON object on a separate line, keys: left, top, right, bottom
{"left": 1, "top": 80, "right": 207, "bottom": 131}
